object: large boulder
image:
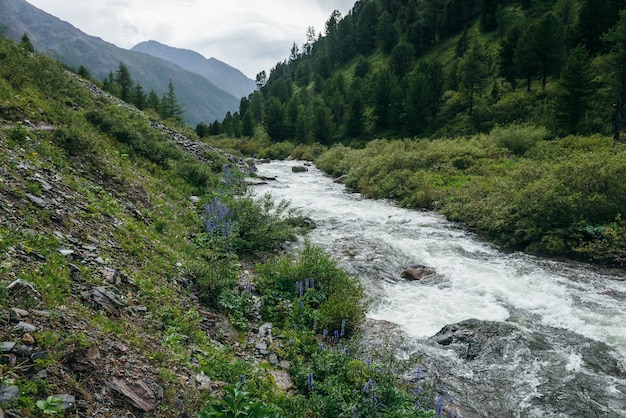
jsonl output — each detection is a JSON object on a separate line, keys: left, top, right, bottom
{"left": 401, "top": 265, "right": 436, "bottom": 281}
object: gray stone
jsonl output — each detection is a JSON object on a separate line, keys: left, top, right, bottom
{"left": 291, "top": 166, "right": 308, "bottom": 173}
{"left": 189, "top": 196, "right": 201, "bottom": 204}
{"left": 194, "top": 373, "right": 212, "bottom": 391}
{"left": 14, "top": 321, "right": 38, "bottom": 332}
{"left": 0, "top": 385, "right": 20, "bottom": 402}
{"left": 31, "top": 351, "right": 49, "bottom": 361}
{"left": 10, "top": 308, "right": 29, "bottom": 318}
{"left": 58, "top": 248, "right": 74, "bottom": 256}
{"left": 25, "top": 194, "right": 47, "bottom": 208}
{"left": 269, "top": 353, "right": 279, "bottom": 365}
{"left": 268, "top": 370, "right": 293, "bottom": 391}
{"left": 6, "top": 279, "right": 41, "bottom": 304}
{"left": 56, "top": 394, "right": 76, "bottom": 410}
{"left": 1, "top": 342, "right": 16, "bottom": 352}
{"left": 14, "top": 344, "right": 33, "bottom": 357}
{"left": 401, "top": 265, "right": 437, "bottom": 281}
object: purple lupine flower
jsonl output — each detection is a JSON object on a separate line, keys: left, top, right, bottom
{"left": 319, "top": 343, "right": 324, "bottom": 350}
{"left": 344, "top": 348, "right": 349, "bottom": 355}
{"left": 307, "top": 373, "right": 314, "bottom": 392}
{"left": 333, "top": 330, "right": 339, "bottom": 341}
{"left": 240, "top": 375, "right": 245, "bottom": 384}
{"left": 363, "top": 379, "right": 374, "bottom": 394}
{"left": 367, "top": 359, "right": 371, "bottom": 371}
{"left": 310, "top": 277, "right": 315, "bottom": 288}
{"left": 337, "top": 343, "right": 342, "bottom": 351}
{"left": 341, "top": 319, "right": 346, "bottom": 336}
{"left": 285, "top": 301, "right": 290, "bottom": 314}
{"left": 436, "top": 395, "right": 445, "bottom": 417}
{"left": 322, "top": 329, "right": 328, "bottom": 339}
{"left": 305, "top": 278, "right": 310, "bottom": 289}
{"left": 299, "top": 281, "right": 304, "bottom": 297}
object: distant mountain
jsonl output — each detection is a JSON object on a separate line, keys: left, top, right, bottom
{"left": 0, "top": 0, "right": 240, "bottom": 124}
{"left": 132, "top": 40, "right": 256, "bottom": 101}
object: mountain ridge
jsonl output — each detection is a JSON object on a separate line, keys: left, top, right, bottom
{"left": 132, "top": 40, "right": 256, "bottom": 101}
{"left": 0, "top": 0, "right": 241, "bottom": 125}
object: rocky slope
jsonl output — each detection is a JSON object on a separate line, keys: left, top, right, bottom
{"left": 0, "top": 72, "right": 283, "bottom": 417}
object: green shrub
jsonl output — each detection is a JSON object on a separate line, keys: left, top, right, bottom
{"left": 255, "top": 244, "right": 365, "bottom": 334}
{"left": 488, "top": 123, "right": 549, "bottom": 156}
{"left": 258, "top": 141, "right": 295, "bottom": 160}
{"left": 290, "top": 143, "right": 327, "bottom": 161}
{"left": 53, "top": 124, "right": 94, "bottom": 157}
{"left": 187, "top": 256, "right": 238, "bottom": 307}
{"left": 9, "top": 123, "right": 29, "bottom": 143}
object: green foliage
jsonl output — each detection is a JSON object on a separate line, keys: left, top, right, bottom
{"left": 258, "top": 141, "right": 295, "bottom": 160}
{"left": 488, "top": 123, "right": 549, "bottom": 156}
{"left": 9, "top": 123, "right": 29, "bottom": 143}
{"left": 255, "top": 243, "right": 364, "bottom": 333}
{"left": 36, "top": 396, "right": 63, "bottom": 415}
{"left": 314, "top": 128, "right": 626, "bottom": 263}
{"left": 198, "top": 384, "right": 284, "bottom": 418}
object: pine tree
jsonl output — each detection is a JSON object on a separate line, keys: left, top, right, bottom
{"left": 554, "top": 45, "right": 595, "bottom": 134}
{"left": 115, "top": 62, "right": 133, "bottom": 103}
{"left": 160, "top": 79, "right": 185, "bottom": 123}
{"left": 605, "top": 7, "right": 626, "bottom": 143}
{"left": 263, "top": 97, "right": 286, "bottom": 141}
{"left": 20, "top": 33, "right": 34, "bottom": 52}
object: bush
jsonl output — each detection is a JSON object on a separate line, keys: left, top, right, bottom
{"left": 488, "top": 123, "right": 549, "bottom": 156}
{"left": 258, "top": 141, "right": 295, "bottom": 160}
{"left": 255, "top": 244, "right": 365, "bottom": 334}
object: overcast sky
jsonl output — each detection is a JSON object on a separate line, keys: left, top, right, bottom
{"left": 27, "top": 0, "right": 355, "bottom": 79}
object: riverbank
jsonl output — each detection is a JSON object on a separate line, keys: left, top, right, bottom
{"left": 253, "top": 159, "right": 626, "bottom": 417}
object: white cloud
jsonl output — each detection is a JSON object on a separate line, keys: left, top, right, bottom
{"left": 27, "top": 0, "right": 355, "bottom": 78}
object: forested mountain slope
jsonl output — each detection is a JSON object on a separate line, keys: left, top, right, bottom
{"left": 213, "top": 0, "right": 626, "bottom": 144}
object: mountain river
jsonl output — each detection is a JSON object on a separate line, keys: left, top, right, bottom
{"left": 252, "top": 160, "right": 626, "bottom": 417}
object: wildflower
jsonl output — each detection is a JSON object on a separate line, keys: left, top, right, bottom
{"left": 436, "top": 395, "right": 445, "bottom": 417}
{"left": 299, "top": 300, "right": 304, "bottom": 310}
{"left": 322, "top": 329, "right": 328, "bottom": 339}
{"left": 367, "top": 359, "right": 371, "bottom": 371}
{"left": 285, "top": 300, "right": 290, "bottom": 314}
{"left": 310, "top": 277, "right": 315, "bottom": 288}
{"left": 344, "top": 348, "right": 350, "bottom": 355}
{"left": 319, "top": 343, "right": 324, "bottom": 351}
{"left": 340, "top": 319, "right": 346, "bottom": 336}
{"left": 240, "top": 375, "right": 245, "bottom": 384}
{"left": 333, "top": 330, "right": 339, "bottom": 341}
{"left": 363, "top": 379, "right": 374, "bottom": 394}
{"left": 307, "top": 373, "right": 314, "bottom": 392}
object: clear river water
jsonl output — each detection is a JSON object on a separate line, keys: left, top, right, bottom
{"left": 252, "top": 160, "right": 626, "bottom": 417}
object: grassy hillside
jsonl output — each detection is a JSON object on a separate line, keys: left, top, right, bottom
{"left": 0, "top": 35, "right": 444, "bottom": 417}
